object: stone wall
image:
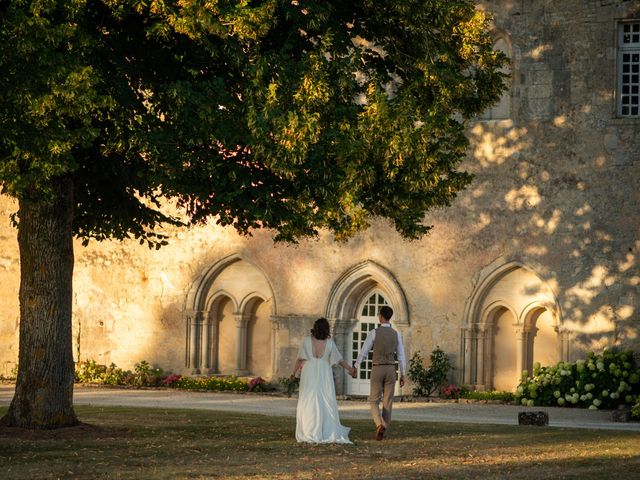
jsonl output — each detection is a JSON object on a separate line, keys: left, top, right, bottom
{"left": 0, "top": 1, "right": 638, "bottom": 392}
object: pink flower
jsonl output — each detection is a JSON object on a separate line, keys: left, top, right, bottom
{"left": 162, "top": 374, "right": 182, "bottom": 386}
{"left": 248, "top": 376, "right": 265, "bottom": 392}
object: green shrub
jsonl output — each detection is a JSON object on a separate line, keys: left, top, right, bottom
{"left": 408, "top": 346, "right": 454, "bottom": 397}
{"left": 76, "top": 359, "right": 163, "bottom": 387}
{"left": 461, "top": 389, "right": 515, "bottom": 402}
{"left": 75, "top": 359, "right": 108, "bottom": 383}
{"left": 515, "top": 348, "right": 640, "bottom": 410}
{"left": 278, "top": 376, "right": 300, "bottom": 397}
{"left": 133, "top": 360, "right": 164, "bottom": 387}
{"left": 103, "top": 363, "right": 127, "bottom": 385}
{"left": 171, "top": 375, "right": 249, "bottom": 392}
{"left": 74, "top": 359, "right": 253, "bottom": 393}
{"left": 632, "top": 398, "right": 640, "bottom": 419}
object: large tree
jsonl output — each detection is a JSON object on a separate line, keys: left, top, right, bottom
{"left": 0, "top": 0, "right": 506, "bottom": 428}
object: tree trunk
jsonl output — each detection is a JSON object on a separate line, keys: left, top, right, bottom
{"left": 1, "top": 177, "right": 78, "bottom": 429}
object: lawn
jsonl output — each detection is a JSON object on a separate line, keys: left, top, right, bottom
{"left": 1, "top": 405, "right": 639, "bottom": 479}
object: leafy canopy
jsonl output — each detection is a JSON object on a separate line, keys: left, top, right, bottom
{"left": 0, "top": 0, "right": 507, "bottom": 245}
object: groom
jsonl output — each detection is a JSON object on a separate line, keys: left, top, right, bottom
{"left": 353, "top": 305, "right": 406, "bottom": 440}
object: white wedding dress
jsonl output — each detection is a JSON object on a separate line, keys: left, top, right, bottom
{"left": 295, "top": 336, "right": 352, "bottom": 444}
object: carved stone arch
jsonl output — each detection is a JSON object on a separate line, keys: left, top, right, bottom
{"left": 480, "top": 300, "right": 519, "bottom": 328}
{"left": 520, "top": 301, "right": 563, "bottom": 376}
{"left": 489, "top": 26, "right": 513, "bottom": 55}
{"left": 185, "top": 253, "right": 277, "bottom": 315}
{"left": 238, "top": 292, "right": 269, "bottom": 315}
{"left": 239, "top": 292, "right": 276, "bottom": 378}
{"left": 183, "top": 253, "right": 277, "bottom": 374}
{"left": 325, "top": 260, "right": 409, "bottom": 326}
{"left": 520, "top": 300, "right": 561, "bottom": 329}
{"left": 463, "top": 258, "right": 561, "bottom": 329}
{"left": 478, "top": 26, "right": 512, "bottom": 121}
{"left": 204, "top": 290, "right": 238, "bottom": 314}
{"left": 465, "top": 300, "right": 519, "bottom": 389}
{"left": 461, "top": 258, "right": 564, "bottom": 390}
{"left": 325, "top": 260, "right": 409, "bottom": 396}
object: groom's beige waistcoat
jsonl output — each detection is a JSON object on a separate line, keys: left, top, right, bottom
{"left": 372, "top": 326, "right": 398, "bottom": 364}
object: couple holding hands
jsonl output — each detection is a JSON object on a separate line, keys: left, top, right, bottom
{"left": 292, "top": 306, "right": 406, "bottom": 444}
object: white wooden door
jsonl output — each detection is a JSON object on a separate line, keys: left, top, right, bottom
{"left": 347, "top": 292, "right": 390, "bottom": 395}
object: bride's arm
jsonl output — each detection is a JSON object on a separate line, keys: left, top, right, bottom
{"left": 292, "top": 358, "right": 305, "bottom": 377}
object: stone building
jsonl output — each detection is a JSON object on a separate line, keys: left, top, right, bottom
{"left": 1, "top": 0, "right": 639, "bottom": 395}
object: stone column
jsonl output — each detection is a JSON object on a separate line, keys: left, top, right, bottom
{"left": 234, "top": 313, "right": 249, "bottom": 376}
{"left": 483, "top": 324, "right": 494, "bottom": 389}
{"left": 201, "top": 314, "right": 211, "bottom": 371}
{"left": 210, "top": 313, "right": 219, "bottom": 373}
{"left": 331, "top": 317, "right": 351, "bottom": 396}
{"left": 463, "top": 327, "right": 473, "bottom": 385}
{"left": 514, "top": 325, "right": 528, "bottom": 379}
{"left": 188, "top": 311, "right": 201, "bottom": 374}
{"left": 559, "top": 328, "right": 571, "bottom": 362}
{"left": 476, "top": 326, "right": 486, "bottom": 390}
{"left": 270, "top": 317, "right": 279, "bottom": 379}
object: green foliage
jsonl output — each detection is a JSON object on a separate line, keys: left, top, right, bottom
{"left": 74, "top": 359, "right": 249, "bottom": 392}
{"left": 408, "top": 346, "right": 454, "bottom": 397}
{"left": 0, "top": 0, "right": 507, "bottom": 244}
{"left": 515, "top": 348, "right": 640, "bottom": 410}
{"left": 632, "top": 398, "right": 640, "bottom": 419}
{"left": 461, "top": 389, "right": 515, "bottom": 402}
{"left": 75, "top": 359, "right": 107, "bottom": 383}
{"left": 278, "top": 376, "right": 300, "bottom": 397}
{"left": 0, "top": 363, "right": 19, "bottom": 381}
{"left": 102, "top": 363, "right": 127, "bottom": 386}
{"left": 75, "top": 359, "right": 163, "bottom": 387}
{"left": 132, "top": 361, "right": 164, "bottom": 387}
{"left": 171, "top": 375, "right": 249, "bottom": 392}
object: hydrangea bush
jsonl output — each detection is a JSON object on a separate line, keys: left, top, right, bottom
{"left": 515, "top": 348, "right": 640, "bottom": 410}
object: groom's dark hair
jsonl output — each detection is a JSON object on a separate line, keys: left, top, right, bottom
{"left": 379, "top": 306, "right": 393, "bottom": 321}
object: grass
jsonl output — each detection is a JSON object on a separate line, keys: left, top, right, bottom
{"left": 1, "top": 405, "right": 639, "bottom": 479}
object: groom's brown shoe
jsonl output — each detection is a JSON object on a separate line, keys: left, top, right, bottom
{"left": 375, "top": 425, "right": 386, "bottom": 441}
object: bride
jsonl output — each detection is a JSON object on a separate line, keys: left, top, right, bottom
{"left": 292, "top": 317, "right": 356, "bottom": 444}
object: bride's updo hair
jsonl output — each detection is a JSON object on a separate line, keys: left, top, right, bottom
{"left": 310, "top": 317, "right": 331, "bottom": 340}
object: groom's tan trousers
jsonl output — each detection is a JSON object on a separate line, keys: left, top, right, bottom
{"left": 369, "top": 364, "right": 396, "bottom": 428}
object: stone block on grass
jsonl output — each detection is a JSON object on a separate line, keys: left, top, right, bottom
{"left": 518, "top": 411, "right": 549, "bottom": 426}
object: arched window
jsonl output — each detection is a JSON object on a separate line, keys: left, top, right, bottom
{"left": 480, "top": 35, "right": 512, "bottom": 121}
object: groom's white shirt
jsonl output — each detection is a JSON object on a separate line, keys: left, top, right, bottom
{"left": 355, "top": 323, "right": 406, "bottom": 375}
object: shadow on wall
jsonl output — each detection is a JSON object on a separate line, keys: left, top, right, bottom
{"left": 453, "top": 26, "right": 640, "bottom": 388}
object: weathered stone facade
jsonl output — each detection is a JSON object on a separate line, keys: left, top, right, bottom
{"left": 1, "top": 0, "right": 639, "bottom": 394}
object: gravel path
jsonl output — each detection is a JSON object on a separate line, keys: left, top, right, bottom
{"left": 1, "top": 385, "right": 639, "bottom": 431}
